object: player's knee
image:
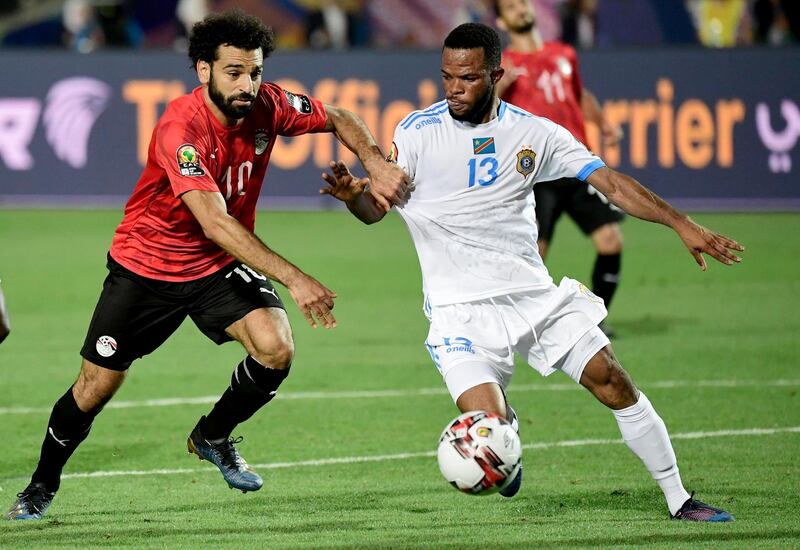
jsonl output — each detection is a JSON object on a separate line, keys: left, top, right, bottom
{"left": 73, "top": 361, "right": 126, "bottom": 412}
{"left": 250, "top": 337, "right": 294, "bottom": 370}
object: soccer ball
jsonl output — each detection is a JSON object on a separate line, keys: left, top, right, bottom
{"left": 437, "top": 410, "right": 522, "bottom": 495}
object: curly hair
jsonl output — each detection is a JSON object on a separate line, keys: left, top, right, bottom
{"left": 443, "top": 23, "right": 502, "bottom": 71}
{"left": 188, "top": 10, "right": 276, "bottom": 68}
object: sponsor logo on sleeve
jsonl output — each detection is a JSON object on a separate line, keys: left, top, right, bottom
{"left": 283, "top": 90, "right": 313, "bottom": 114}
{"left": 515, "top": 147, "right": 536, "bottom": 177}
{"left": 176, "top": 144, "right": 205, "bottom": 176}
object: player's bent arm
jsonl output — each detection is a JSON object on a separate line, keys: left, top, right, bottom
{"left": 345, "top": 183, "right": 388, "bottom": 225}
{"left": 320, "top": 161, "right": 388, "bottom": 224}
{"left": 586, "top": 167, "right": 744, "bottom": 269}
{"left": 181, "top": 189, "right": 306, "bottom": 286}
{"left": 323, "top": 105, "right": 384, "bottom": 170}
{"left": 323, "top": 104, "right": 409, "bottom": 211}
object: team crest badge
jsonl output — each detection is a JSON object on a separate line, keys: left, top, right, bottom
{"left": 176, "top": 144, "right": 205, "bottom": 176}
{"left": 255, "top": 130, "right": 269, "bottom": 155}
{"left": 516, "top": 147, "right": 536, "bottom": 177}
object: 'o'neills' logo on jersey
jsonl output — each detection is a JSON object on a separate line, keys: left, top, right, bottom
{"left": 176, "top": 144, "right": 205, "bottom": 176}
{"left": 516, "top": 147, "right": 536, "bottom": 177}
{"left": 255, "top": 130, "right": 269, "bottom": 155}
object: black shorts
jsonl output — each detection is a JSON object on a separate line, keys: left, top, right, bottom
{"left": 534, "top": 177, "right": 625, "bottom": 242}
{"left": 80, "top": 255, "right": 285, "bottom": 371}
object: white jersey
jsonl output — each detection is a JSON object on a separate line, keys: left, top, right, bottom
{"left": 392, "top": 99, "right": 605, "bottom": 307}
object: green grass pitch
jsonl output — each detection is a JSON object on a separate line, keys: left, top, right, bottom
{"left": 0, "top": 210, "right": 798, "bottom": 548}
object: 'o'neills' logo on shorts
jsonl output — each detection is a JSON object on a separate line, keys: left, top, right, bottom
{"left": 96, "top": 335, "right": 117, "bottom": 357}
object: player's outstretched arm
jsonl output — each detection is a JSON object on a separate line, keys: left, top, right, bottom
{"left": 586, "top": 167, "right": 744, "bottom": 270}
{"left": 181, "top": 190, "right": 337, "bottom": 329}
{"left": 320, "top": 161, "right": 387, "bottom": 225}
{"left": 323, "top": 104, "right": 410, "bottom": 212}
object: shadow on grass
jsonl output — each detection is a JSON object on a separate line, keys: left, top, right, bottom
{"left": 0, "top": 486, "right": 785, "bottom": 546}
{"left": 610, "top": 315, "right": 697, "bottom": 337}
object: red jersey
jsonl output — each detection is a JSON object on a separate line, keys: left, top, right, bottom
{"left": 501, "top": 42, "right": 587, "bottom": 145}
{"left": 110, "top": 83, "right": 327, "bottom": 281}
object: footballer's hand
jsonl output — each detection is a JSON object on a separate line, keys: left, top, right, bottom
{"left": 285, "top": 272, "right": 337, "bottom": 329}
{"left": 674, "top": 217, "right": 744, "bottom": 271}
{"left": 364, "top": 159, "right": 410, "bottom": 211}
{"left": 320, "top": 161, "right": 369, "bottom": 203}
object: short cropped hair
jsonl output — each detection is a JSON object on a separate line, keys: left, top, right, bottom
{"left": 188, "top": 10, "right": 276, "bottom": 68}
{"left": 443, "top": 23, "right": 502, "bottom": 71}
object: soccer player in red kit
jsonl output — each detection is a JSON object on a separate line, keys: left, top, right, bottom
{"left": 494, "top": 0, "right": 624, "bottom": 336}
{"left": 6, "top": 10, "right": 410, "bottom": 521}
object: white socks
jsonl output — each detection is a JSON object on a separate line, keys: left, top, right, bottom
{"left": 613, "top": 392, "right": 691, "bottom": 515}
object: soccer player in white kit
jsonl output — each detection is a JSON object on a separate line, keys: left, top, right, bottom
{"left": 321, "top": 23, "right": 742, "bottom": 522}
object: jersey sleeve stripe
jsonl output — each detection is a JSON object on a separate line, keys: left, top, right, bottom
{"left": 576, "top": 159, "right": 606, "bottom": 181}
{"left": 506, "top": 105, "right": 534, "bottom": 118}
{"left": 399, "top": 100, "right": 447, "bottom": 127}
{"left": 401, "top": 105, "right": 449, "bottom": 129}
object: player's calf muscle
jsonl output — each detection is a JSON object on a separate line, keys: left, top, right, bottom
{"left": 580, "top": 348, "right": 637, "bottom": 409}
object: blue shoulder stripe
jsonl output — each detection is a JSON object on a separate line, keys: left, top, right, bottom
{"left": 401, "top": 105, "right": 449, "bottom": 129}
{"left": 498, "top": 101, "right": 508, "bottom": 120}
{"left": 399, "top": 100, "right": 447, "bottom": 127}
{"left": 506, "top": 104, "right": 533, "bottom": 118}
{"left": 576, "top": 159, "right": 606, "bottom": 181}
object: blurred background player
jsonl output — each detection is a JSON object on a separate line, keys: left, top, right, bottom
{"left": 494, "top": 0, "right": 624, "bottom": 337}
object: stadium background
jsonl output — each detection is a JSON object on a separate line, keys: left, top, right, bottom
{"left": 0, "top": 0, "right": 798, "bottom": 208}
{"left": 0, "top": 1, "right": 799, "bottom": 547}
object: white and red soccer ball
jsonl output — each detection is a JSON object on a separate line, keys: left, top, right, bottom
{"left": 437, "top": 410, "right": 522, "bottom": 495}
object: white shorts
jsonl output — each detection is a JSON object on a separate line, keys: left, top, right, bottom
{"left": 424, "top": 277, "right": 610, "bottom": 402}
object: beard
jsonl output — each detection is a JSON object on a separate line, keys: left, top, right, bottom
{"left": 208, "top": 73, "right": 256, "bottom": 120}
{"left": 449, "top": 82, "right": 495, "bottom": 124}
{"left": 511, "top": 19, "right": 535, "bottom": 33}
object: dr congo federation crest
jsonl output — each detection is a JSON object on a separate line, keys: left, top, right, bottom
{"left": 516, "top": 148, "right": 536, "bottom": 177}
